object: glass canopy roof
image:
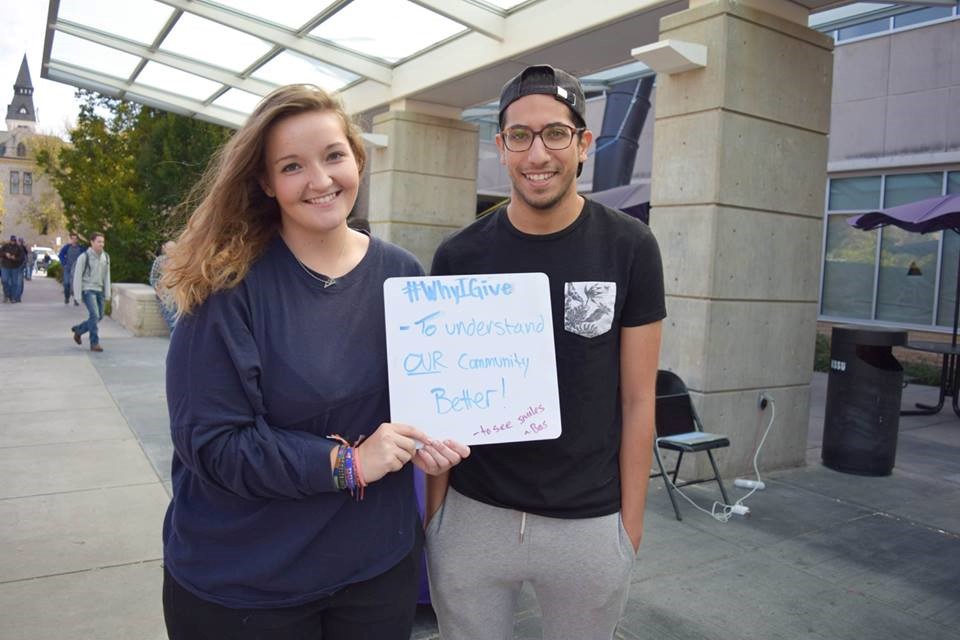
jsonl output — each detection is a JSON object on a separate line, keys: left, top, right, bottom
{"left": 42, "top": 0, "right": 875, "bottom": 130}
{"left": 309, "top": 0, "right": 466, "bottom": 63}
{"left": 46, "top": 0, "right": 547, "bottom": 127}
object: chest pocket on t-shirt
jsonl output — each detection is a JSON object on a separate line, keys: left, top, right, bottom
{"left": 563, "top": 281, "right": 616, "bottom": 338}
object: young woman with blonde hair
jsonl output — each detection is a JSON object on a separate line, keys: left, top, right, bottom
{"left": 160, "top": 84, "right": 468, "bottom": 640}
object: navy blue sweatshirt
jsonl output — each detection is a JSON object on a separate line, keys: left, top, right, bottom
{"left": 163, "top": 235, "right": 423, "bottom": 608}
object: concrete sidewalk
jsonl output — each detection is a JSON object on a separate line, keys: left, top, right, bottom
{"left": 0, "top": 275, "right": 169, "bottom": 638}
{"left": 2, "top": 275, "right": 959, "bottom": 639}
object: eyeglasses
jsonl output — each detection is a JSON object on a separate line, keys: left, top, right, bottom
{"left": 500, "top": 124, "right": 584, "bottom": 152}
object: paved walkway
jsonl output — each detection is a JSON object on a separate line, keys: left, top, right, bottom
{"left": 2, "top": 275, "right": 959, "bottom": 639}
{"left": 0, "top": 275, "right": 169, "bottom": 639}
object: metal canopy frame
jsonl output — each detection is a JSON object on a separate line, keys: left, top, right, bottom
{"left": 40, "top": 0, "right": 688, "bottom": 127}
{"left": 42, "top": 0, "right": 887, "bottom": 128}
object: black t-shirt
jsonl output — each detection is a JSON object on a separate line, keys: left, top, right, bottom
{"left": 431, "top": 199, "right": 666, "bottom": 518}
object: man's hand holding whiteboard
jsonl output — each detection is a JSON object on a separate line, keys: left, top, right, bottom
{"left": 384, "top": 273, "right": 562, "bottom": 446}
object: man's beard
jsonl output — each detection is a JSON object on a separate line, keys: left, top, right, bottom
{"left": 513, "top": 173, "right": 574, "bottom": 212}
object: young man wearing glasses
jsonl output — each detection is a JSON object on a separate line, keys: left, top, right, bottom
{"left": 425, "top": 64, "right": 666, "bottom": 639}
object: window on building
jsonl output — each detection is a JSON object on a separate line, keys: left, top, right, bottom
{"left": 893, "top": 6, "right": 953, "bottom": 29}
{"left": 23, "top": 172, "right": 32, "bottom": 196}
{"left": 828, "top": 176, "right": 881, "bottom": 211}
{"left": 876, "top": 226, "right": 937, "bottom": 324}
{"left": 16, "top": 142, "right": 26, "bottom": 157}
{"left": 821, "top": 214, "right": 877, "bottom": 319}
{"left": 937, "top": 231, "right": 959, "bottom": 327}
{"left": 819, "top": 3, "right": 960, "bottom": 42}
{"left": 884, "top": 172, "right": 942, "bottom": 208}
{"left": 822, "top": 170, "right": 960, "bottom": 329}
{"left": 940, "top": 172, "right": 960, "bottom": 327}
{"left": 837, "top": 17, "right": 889, "bottom": 41}
{"left": 948, "top": 171, "right": 960, "bottom": 195}
{"left": 10, "top": 171, "right": 19, "bottom": 195}
{"left": 0, "top": 144, "right": 5, "bottom": 156}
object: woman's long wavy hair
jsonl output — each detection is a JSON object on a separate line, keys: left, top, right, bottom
{"left": 161, "top": 84, "right": 367, "bottom": 316}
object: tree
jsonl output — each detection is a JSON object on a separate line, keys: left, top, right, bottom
{"left": 132, "top": 108, "right": 231, "bottom": 222}
{"left": 35, "top": 90, "right": 231, "bottom": 283}
{"left": 18, "top": 189, "right": 65, "bottom": 236}
{"left": 35, "top": 91, "right": 145, "bottom": 281}
{"left": 23, "top": 135, "right": 67, "bottom": 235}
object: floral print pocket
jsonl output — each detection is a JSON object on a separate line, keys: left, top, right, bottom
{"left": 564, "top": 281, "right": 616, "bottom": 338}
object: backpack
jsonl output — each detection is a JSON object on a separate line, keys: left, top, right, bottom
{"left": 79, "top": 250, "right": 110, "bottom": 279}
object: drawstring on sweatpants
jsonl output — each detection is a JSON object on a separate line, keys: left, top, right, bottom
{"left": 519, "top": 511, "right": 527, "bottom": 543}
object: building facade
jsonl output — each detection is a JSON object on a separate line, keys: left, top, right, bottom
{"left": 0, "top": 55, "right": 66, "bottom": 249}
{"left": 819, "top": 6, "right": 960, "bottom": 335}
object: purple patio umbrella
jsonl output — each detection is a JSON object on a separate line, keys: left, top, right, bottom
{"left": 849, "top": 193, "right": 960, "bottom": 346}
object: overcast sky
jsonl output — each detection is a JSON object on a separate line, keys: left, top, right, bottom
{"left": 1, "top": 2, "right": 80, "bottom": 138}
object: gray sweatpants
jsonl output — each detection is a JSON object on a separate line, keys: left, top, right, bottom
{"left": 425, "top": 488, "right": 637, "bottom": 640}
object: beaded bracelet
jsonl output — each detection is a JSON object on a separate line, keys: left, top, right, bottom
{"left": 333, "top": 444, "right": 348, "bottom": 491}
{"left": 344, "top": 446, "right": 356, "bottom": 492}
{"left": 327, "top": 434, "right": 367, "bottom": 500}
{"left": 353, "top": 445, "right": 366, "bottom": 500}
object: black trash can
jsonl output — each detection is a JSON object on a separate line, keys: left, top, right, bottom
{"left": 822, "top": 325, "right": 907, "bottom": 476}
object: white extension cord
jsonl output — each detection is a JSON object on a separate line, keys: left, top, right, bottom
{"left": 655, "top": 393, "right": 776, "bottom": 523}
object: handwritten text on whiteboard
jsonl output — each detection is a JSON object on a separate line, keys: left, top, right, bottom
{"left": 384, "top": 273, "right": 562, "bottom": 446}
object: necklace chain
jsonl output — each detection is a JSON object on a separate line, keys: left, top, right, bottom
{"left": 290, "top": 237, "right": 348, "bottom": 289}
{"left": 293, "top": 253, "right": 337, "bottom": 287}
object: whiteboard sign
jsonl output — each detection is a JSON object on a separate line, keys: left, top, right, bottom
{"left": 384, "top": 273, "right": 561, "bottom": 446}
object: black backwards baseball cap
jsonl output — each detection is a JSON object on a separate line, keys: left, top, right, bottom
{"left": 498, "top": 64, "right": 586, "bottom": 129}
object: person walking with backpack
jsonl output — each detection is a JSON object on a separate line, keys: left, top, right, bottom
{"left": 59, "top": 232, "right": 85, "bottom": 305}
{"left": 70, "top": 232, "right": 111, "bottom": 352}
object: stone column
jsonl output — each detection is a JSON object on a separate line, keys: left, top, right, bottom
{"left": 368, "top": 105, "right": 478, "bottom": 270}
{"left": 649, "top": 0, "right": 834, "bottom": 475}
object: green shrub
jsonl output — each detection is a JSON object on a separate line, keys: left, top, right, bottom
{"left": 902, "top": 360, "right": 942, "bottom": 386}
{"left": 46, "top": 261, "right": 63, "bottom": 283}
{"left": 813, "top": 333, "right": 830, "bottom": 372}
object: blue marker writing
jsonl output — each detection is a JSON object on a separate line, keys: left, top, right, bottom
{"left": 458, "top": 352, "right": 530, "bottom": 378}
{"left": 413, "top": 311, "right": 442, "bottom": 337}
{"left": 403, "top": 351, "right": 446, "bottom": 376}
{"left": 402, "top": 278, "right": 514, "bottom": 305}
{"left": 429, "top": 378, "right": 506, "bottom": 414}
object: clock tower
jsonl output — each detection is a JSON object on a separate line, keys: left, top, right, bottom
{"left": 6, "top": 55, "right": 37, "bottom": 133}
